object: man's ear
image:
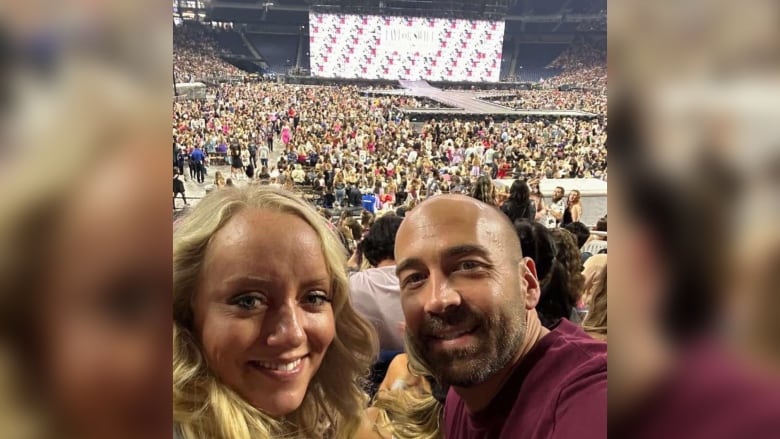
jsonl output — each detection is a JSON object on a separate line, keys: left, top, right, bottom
{"left": 520, "top": 257, "right": 541, "bottom": 310}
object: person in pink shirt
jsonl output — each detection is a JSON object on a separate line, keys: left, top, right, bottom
{"left": 280, "top": 123, "right": 292, "bottom": 147}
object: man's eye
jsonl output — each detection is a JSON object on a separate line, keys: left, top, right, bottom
{"left": 402, "top": 273, "right": 427, "bottom": 289}
{"left": 455, "top": 261, "right": 482, "bottom": 271}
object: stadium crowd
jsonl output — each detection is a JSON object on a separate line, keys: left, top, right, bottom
{"left": 172, "top": 81, "right": 607, "bottom": 213}
{"left": 174, "top": 22, "right": 244, "bottom": 83}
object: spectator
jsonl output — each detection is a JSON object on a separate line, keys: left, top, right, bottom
{"left": 347, "top": 215, "right": 406, "bottom": 352}
{"left": 501, "top": 179, "right": 536, "bottom": 223}
{"left": 173, "top": 168, "right": 188, "bottom": 208}
{"left": 470, "top": 175, "right": 498, "bottom": 207}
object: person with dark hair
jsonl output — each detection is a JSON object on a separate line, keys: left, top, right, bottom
{"left": 501, "top": 179, "right": 536, "bottom": 223}
{"left": 513, "top": 220, "right": 581, "bottom": 328}
{"left": 347, "top": 215, "right": 406, "bottom": 352}
{"left": 173, "top": 167, "right": 189, "bottom": 208}
{"left": 564, "top": 221, "right": 591, "bottom": 249}
{"left": 548, "top": 186, "right": 566, "bottom": 225}
{"left": 582, "top": 214, "right": 608, "bottom": 255}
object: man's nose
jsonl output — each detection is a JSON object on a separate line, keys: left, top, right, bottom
{"left": 422, "top": 271, "right": 461, "bottom": 315}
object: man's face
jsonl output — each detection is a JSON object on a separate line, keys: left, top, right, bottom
{"left": 395, "top": 197, "right": 537, "bottom": 387}
{"left": 553, "top": 187, "right": 564, "bottom": 202}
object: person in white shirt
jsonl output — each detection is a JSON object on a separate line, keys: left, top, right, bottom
{"left": 548, "top": 186, "right": 567, "bottom": 225}
{"left": 347, "top": 215, "right": 405, "bottom": 352}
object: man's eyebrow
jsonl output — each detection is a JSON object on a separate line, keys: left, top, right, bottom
{"left": 395, "top": 257, "right": 424, "bottom": 277}
{"left": 395, "top": 244, "right": 492, "bottom": 277}
{"left": 442, "top": 244, "right": 492, "bottom": 261}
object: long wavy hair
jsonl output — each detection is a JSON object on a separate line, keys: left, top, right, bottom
{"left": 470, "top": 175, "right": 497, "bottom": 206}
{"left": 173, "top": 186, "right": 379, "bottom": 439}
{"left": 370, "top": 350, "right": 444, "bottom": 439}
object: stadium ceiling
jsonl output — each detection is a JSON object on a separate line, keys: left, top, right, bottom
{"left": 196, "top": 0, "right": 605, "bottom": 30}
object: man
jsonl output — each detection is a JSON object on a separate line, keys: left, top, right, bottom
{"left": 247, "top": 141, "right": 257, "bottom": 169}
{"left": 258, "top": 142, "right": 270, "bottom": 170}
{"left": 548, "top": 186, "right": 566, "bottom": 225}
{"left": 347, "top": 215, "right": 405, "bottom": 352}
{"left": 394, "top": 195, "right": 606, "bottom": 439}
{"left": 189, "top": 145, "right": 205, "bottom": 184}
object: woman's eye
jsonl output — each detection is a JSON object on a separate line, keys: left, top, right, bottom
{"left": 302, "top": 291, "right": 332, "bottom": 307}
{"left": 232, "top": 294, "right": 264, "bottom": 310}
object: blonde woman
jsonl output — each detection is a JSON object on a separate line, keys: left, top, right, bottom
{"left": 368, "top": 352, "right": 444, "bottom": 439}
{"left": 173, "top": 186, "right": 379, "bottom": 439}
{"left": 581, "top": 254, "right": 607, "bottom": 341}
{"left": 214, "top": 170, "right": 226, "bottom": 188}
{"left": 470, "top": 175, "right": 498, "bottom": 207}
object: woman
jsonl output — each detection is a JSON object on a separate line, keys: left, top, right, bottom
{"left": 230, "top": 146, "right": 244, "bottom": 180}
{"left": 562, "top": 189, "right": 583, "bottom": 225}
{"left": 173, "top": 186, "right": 379, "bottom": 438}
{"left": 281, "top": 123, "right": 292, "bottom": 148}
{"left": 501, "top": 179, "right": 536, "bottom": 223}
{"left": 514, "top": 221, "right": 584, "bottom": 328}
{"left": 333, "top": 172, "right": 347, "bottom": 208}
{"left": 581, "top": 254, "right": 607, "bottom": 341}
{"left": 0, "top": 93, "right": 172, "bottom": 439}
{"left": 529, "top": 180, "right": 547, "bottom": 221}
{"left": 470, "top": 175, "right": 498, "bottom": 207}
{"left": 214, "top": 171, "right": 226, "bottom": 189}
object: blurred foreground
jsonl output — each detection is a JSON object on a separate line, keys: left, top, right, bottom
{"left": 609, "top": 0, "right": 780, "bottom": 437}
{"left": 0, "top": 1, "right": 172, "bottom": 439}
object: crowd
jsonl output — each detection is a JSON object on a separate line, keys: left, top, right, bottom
{"left": 545, "top": 39, "right": 607, "bottom": 90}
{"left": 174, "top": 22, "right": 244, "bottom": 83}
{"left": 172, "top": 81, "right": 607, "bottom": 214}
{"left": 482, "top": 89, "right": 607, "bottom": 114}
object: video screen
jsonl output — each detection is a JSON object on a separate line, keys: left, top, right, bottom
{"left": 309, "top": 13, "right": 505, "bottom": 82}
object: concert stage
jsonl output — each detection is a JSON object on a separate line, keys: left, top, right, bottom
{"left": 363, "top": 80, "right": 599, "bottom": 120}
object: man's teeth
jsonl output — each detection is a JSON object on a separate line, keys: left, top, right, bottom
{"left": 254, "top": 358, "right": 302, "bottom": 371}
{"left": 435, "top": 329, "right": 470, "bottom": 340}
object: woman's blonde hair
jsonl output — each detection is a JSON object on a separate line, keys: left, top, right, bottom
{"left": 369, "top": 345, "right": 444, "bottom": 439}
{"left": 582, "top": 267, "right": 607, "bottom": 341}
{"left": 581, "top": 254, "right": 607, "bottom": 340}
{"left": 173, "top": 186, "right": 379, "bottom": 439}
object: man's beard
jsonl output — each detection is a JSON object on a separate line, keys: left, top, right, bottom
{"left": 406, "top": 302, "right": 525, "bottom": 388}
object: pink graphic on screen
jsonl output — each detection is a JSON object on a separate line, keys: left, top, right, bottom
{"left": 309, "top": 12, "right": 505, "bottom": 82}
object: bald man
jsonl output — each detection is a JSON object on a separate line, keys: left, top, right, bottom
{"left": 395, "top": 195, "right": 606, "bottom": 439}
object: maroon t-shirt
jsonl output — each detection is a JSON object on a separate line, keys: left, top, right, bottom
{"left": 443, "top": 319, "right": 607, "bottom": 439}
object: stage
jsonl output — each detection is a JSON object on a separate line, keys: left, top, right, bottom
{"left": 363, "top": 80, "right": 599, "bottom": 120}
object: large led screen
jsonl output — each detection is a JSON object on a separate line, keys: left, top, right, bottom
{"left": 309, "top": 13, "right": 505, "bottom": 82}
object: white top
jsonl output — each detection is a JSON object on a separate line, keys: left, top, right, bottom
{"left": 348, "top": 265, "right": 405, "bottom": 352}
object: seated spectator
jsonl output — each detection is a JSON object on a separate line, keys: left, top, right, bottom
{"left": 501, "top": 179, "right": 536, "bottom": 223}
{"left": 347, "top": 215, "right": 405, "bottom": 352}
{"left": 514, "top": 220, "right": 583, "bottom": 327}
{"left": 581, "top": 215, "right": 608, "bottom": 255}
{"left": 291, "top": 164, "right": 306, "bottom": 185}
{"left": 470, "top": 175, "right": 498, "bottom": 207}
{"left": 581, "top": 254, "right": 607, "bottom": 341}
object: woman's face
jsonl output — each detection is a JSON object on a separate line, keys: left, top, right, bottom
{"left": 193, "top": 209, "right": 336, "bottom": 417}
{"left": 569, "top": 191, "right": 580, "bottom": 203}
{"left": 40, "top": 147, "right": 171, "bottom": 439}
